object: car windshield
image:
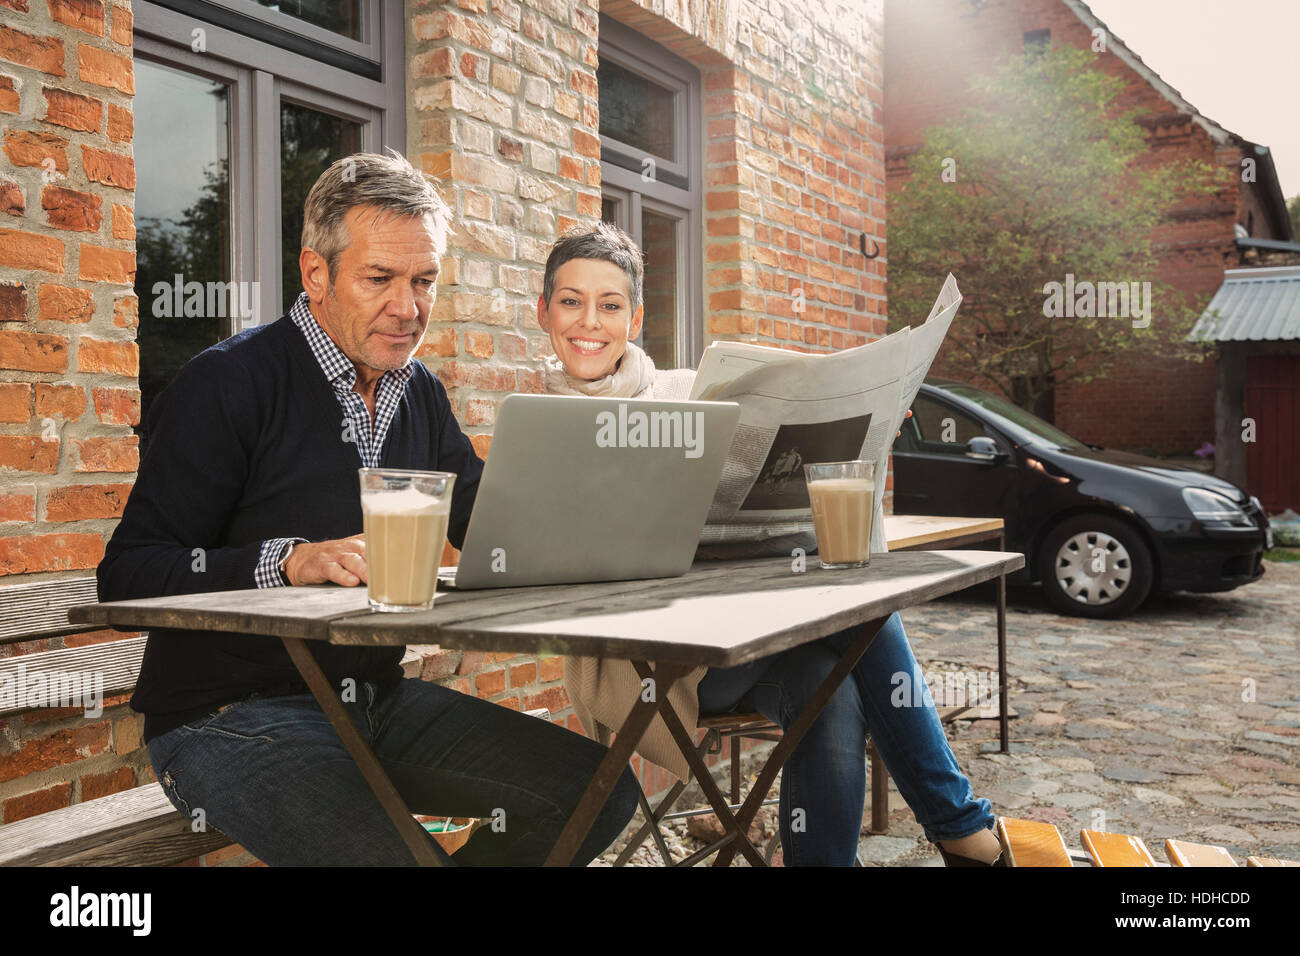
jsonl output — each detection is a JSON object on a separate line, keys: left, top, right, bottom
{"left": 939, "top": 384, "right": 1088, "bottom": 452}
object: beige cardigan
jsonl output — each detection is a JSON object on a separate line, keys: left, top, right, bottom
{"left": 557, "top": 362, "right": 706, "bottom": 779}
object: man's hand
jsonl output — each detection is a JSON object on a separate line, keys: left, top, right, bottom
{"left": 283, "top": 535, "right": 367, "bottom": 587}
{"left": 896, "top": 407, "right": 913, "bottom": 438}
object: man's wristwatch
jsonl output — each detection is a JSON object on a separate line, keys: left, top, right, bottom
{"left": 277, "top": 541, "right": 297, "bottom": 585}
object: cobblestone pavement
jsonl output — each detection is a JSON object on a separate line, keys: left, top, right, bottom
{"left": 599, "top": 558, "right": 1300, "bottom": 866}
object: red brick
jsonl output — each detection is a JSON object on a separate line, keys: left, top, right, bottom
{"left": 522, "top": 686, "right": 568, "bottom": 713}
{"left": 80, "top": 144, "right": 133, "bottom": 188}
{"left": 77, "top": 336, "right": 136, "bottom": 375}
{"left": 572, "top": 129, "right": 600, "bottom": 158}
{"left": 41, "top": 184, "right": 102, "bottom": 231}
{"left": 538, "top": 656, "right": 563, "bottom": 682}
{"left": 0, "top": 328, "right": 67, "bottom": 371}
{"left": 105, "top": 101, "right": 130, "bottom": 142}
{"left": 77, "top": 243, "right": 133, "bottom": 283}
{"left": 110, "top": 202, "right": 132, "bottom": 239}
{"left": 33, "top": 382, "right": 84, "bottom": 420}
{"left": 0, "top": 491, "right": 35, "bottom": 521}
{"left": 0, "top": 74, "right": 18, "bottom": 113}
{"left": 415, "top": 326, "right": 457, "bottom": 358}
{"left": 0, "top": 382, "right": 31, "bottom": 422}
{"left": 0, "top": 179, "right": 23, "bottom": 215}
{"left": 72, "top": 434, "right": 136, "bottom": 472}
{"left": 81, "top": 766, "right": 136, "bottom": 802}
{"left": 4, "top": 129, "right": 69, "bottom": 174}
{"left": 0, "top": 281, "right": 25, "bottom": 319}
{"left": 0, "top": 24, "right": 65, "bottom": 76}
{"left": 464, "top": 330, "right": 493, "bottom": 358}
{"left": 464, "top": 397, "right": 495, "bottom": 426}
{"left": 42, "top": 85, "right": 101, "bottom": 130}
{"left": 111, "top": 293, "right": 136, "bottom": 328}
{"left": 50, "top": 0, "right": 106, "bottom": 36}
{"left": 109, "top": 4, "right": 130, "bottom": 45}
{"left": 77, "top": 42, "right": 131, "bottom": 93}
{"left": 0, "top": 720, "right": 110, "bottom": 783}
{"left": 0, "top": 228, "right": 63, "bottom": 272}
{"left": 45, "top": 481, "right": 130, "bottom": 520}
{"left": 0, "top": 435, "right": 58, "bottom": 473}
{"left": 508, "top": 661, "right": 536, "bottom": 687}
{"left": 469, "top": 433, "right": 491, "bottom": 458}
{"left": 475, "top": 668, "right": 506, "bottom": 697}
{"left": 37, "top": 282, "right": 92, "bottom": 322}
{"left": 91, "top": 385, "right": 138, "bottom": 425}
{"left": 2, "top": 782, "right": 72, "bottom": 823}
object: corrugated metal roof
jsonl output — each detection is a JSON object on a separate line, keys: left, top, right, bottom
{"left": 1187, "top": 266, "right": 1300, "bottom": 343}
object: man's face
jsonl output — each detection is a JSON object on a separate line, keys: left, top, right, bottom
{"left": 537, "top": 258, "right": 644, "bottom": 381}
{"left": 303, "top": 206, "right": 441, "bottom": 374}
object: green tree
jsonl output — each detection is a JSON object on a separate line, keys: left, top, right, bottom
{"left": 888, "top": 43, "right": 1227, "bottom": 416}
{"left": 1288, "top": 193, "right": 1300, "bottom": 241}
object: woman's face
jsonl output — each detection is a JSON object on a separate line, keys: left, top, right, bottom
{"left": 537, "top": 258, "right": 643, "bottom": 381}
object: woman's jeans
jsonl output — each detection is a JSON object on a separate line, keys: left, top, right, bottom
{"left": 147, "top": 676, "right": 639, "bottom": 866}
{"left": 697, "top": 612, "right": 994, "bottom": 866}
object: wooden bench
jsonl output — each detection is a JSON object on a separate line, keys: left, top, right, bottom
{"left": 998, "top": 816, "right": 1300, "bottom": 867}
{"left": 0, "top": 577, "right": 445, "bottom": 866}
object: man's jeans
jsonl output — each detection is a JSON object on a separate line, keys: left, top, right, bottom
{"left": 697, "top": 612, "right": 994, "bottom": 866}
{"left": 147, "top": 676, "right": 640, "bottom": 866}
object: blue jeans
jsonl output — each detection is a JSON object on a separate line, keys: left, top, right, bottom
{"left": 147, "top": 676, "right": 639, "bottom": 866}
{"left": 697, "top": 612, "right": 994, "bottom": 866}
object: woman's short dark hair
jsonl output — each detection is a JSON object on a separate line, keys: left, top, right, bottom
{"left": 542, "top": 222, "right": 644, "bottom": 310}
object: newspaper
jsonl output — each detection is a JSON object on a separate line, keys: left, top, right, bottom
{"left": 689, "top": 274, "right": 962, "bottom": 554}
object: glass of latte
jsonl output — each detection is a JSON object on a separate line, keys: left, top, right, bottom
{"left": 359, "top": 468, "right": 455, "bottom": 612}
{"left": 804, "top": 460, "right": 875, "bottom": 570}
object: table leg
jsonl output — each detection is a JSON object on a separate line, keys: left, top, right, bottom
{"left": 543, "top": 660, "right": 691, "bottom": 867}
{"left": 631, "top": 661, "right": 768, "bottom": 868}
{"left": 997, "top": 531, "right": 1010, "bottom": 755}
{"left": 280, "top": 637, "right": 445, "bottom": 867}
{"left": 870, "top": 743, "right": 889, "bottom": 833}
{"left": 713, "top": 616, "right": 889, "bottom": 868}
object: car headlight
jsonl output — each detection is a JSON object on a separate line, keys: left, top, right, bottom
{"left": 1182, "top": 487, "right": 1251, "bottom": 526}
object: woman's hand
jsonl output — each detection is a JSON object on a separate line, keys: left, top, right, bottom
{"left": 896, "top": 408, "right": 913, "bottom": 439}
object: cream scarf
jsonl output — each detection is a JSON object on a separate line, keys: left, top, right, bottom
{"left": 542, "top": 341, "right": 658, "bottom": 398}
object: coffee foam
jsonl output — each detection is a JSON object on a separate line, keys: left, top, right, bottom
{"left": 361, "top": 485, "right": 449, "bottom": 515}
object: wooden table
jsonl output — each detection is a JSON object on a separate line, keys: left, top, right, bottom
{"left": 70, "top": 548, "right": 1024, "bottom": 867}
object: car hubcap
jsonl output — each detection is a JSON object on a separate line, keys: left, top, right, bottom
{"left": 1054, "top": 531, "right": 1133, "bottom": 606}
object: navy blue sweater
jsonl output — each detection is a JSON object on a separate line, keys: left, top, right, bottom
{"left": 98, "top": 313, "right": 483, "bottom": 741}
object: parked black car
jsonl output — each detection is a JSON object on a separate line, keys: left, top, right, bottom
{"left": 892, "top": 379, "right": 1271, "bottom": 618}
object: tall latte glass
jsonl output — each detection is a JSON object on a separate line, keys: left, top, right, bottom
{"left": 359, "top": 468, "right": 455, "bottom": 612}
{"left": 804, "top": 460, "right": 875, "bottom": 570}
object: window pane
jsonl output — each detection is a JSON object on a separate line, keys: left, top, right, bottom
{"left": 280, "top": 103, "right": 363, "bottom": 311}
{"left": 133, "top": 60, "right": 231, "bottom": 447}
{"left": 597, "top": 60, "right": 675, "bottom": 161}
{"left": 640, "top": 210, "right": 678, "bottom": 370}
{"left": 250, "top": 1, "right": 361, "bottom": 40}
{"left": 913, "top": 397, "right": 984, "bottom": 451}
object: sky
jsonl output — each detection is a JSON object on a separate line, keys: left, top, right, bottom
{"left": 1083, "top": 0, "right": 1298, "bottom": 202}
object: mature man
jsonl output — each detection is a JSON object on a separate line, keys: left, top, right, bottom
{"left": 98, "top": 151, "right": 638, "bottom": 866}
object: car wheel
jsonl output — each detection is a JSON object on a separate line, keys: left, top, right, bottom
{"left": 1038, "top": 514, "right": 1153, "bottom": 618}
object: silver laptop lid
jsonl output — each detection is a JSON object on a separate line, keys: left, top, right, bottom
{"left": 450, "top": 393, "right": 740, "bottom": 589}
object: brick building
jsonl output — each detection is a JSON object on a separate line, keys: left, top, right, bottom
{"left": 884, "top": 0, "right": 1294, "bottom": 456}
{"left": 0, "top": 0, "right": 885, "bottom": 862}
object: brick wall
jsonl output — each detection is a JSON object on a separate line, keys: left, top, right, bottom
{"left": 0, "top": 0, "right": 888, "bottom": 861}
{"left": 883, "top": 0, "right": 1271, "bottom": 455}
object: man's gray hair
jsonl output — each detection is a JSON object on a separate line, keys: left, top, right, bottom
{"left": 542, "top": 222, "right": 644, "bottom": 310}
{"left": 301, "top": 149, "right": 453, "bottom": 282}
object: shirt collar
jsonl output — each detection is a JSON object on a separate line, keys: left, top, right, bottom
{"left": 289, "top": 292, "right": 415, "bottom": 392}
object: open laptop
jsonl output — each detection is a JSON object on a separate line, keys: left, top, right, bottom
{"left": 438, "top": 393, "right": 741, "bottom": 589}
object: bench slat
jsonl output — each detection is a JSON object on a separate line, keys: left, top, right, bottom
{"left": 1246, "top": 856, "right": 1300, "bottom": 867}
{"left": 0, "top": 577, "right": 101, "bottom": 645}
{"left": 997, "top": 817, "right": 1073, "bottom": 867}
{"left": 0, "top": 783, "right": 232, "bottom": 867}
{"left": 0, "top": 636, "right": 147, "bottom": 717}
{"left": 1166, "top": 839, "right": 1237, "bottom": 867}
{"left": 1081, "top": 829, "right": 1157, "bottom": 867}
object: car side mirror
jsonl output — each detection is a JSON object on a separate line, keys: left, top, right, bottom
{"left": 965, "top": 436, "right": 1006, "bottom": 463}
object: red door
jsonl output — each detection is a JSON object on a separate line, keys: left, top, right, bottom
{"left": 1244, "top": 355, "right": 1300, "bottom": 513}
